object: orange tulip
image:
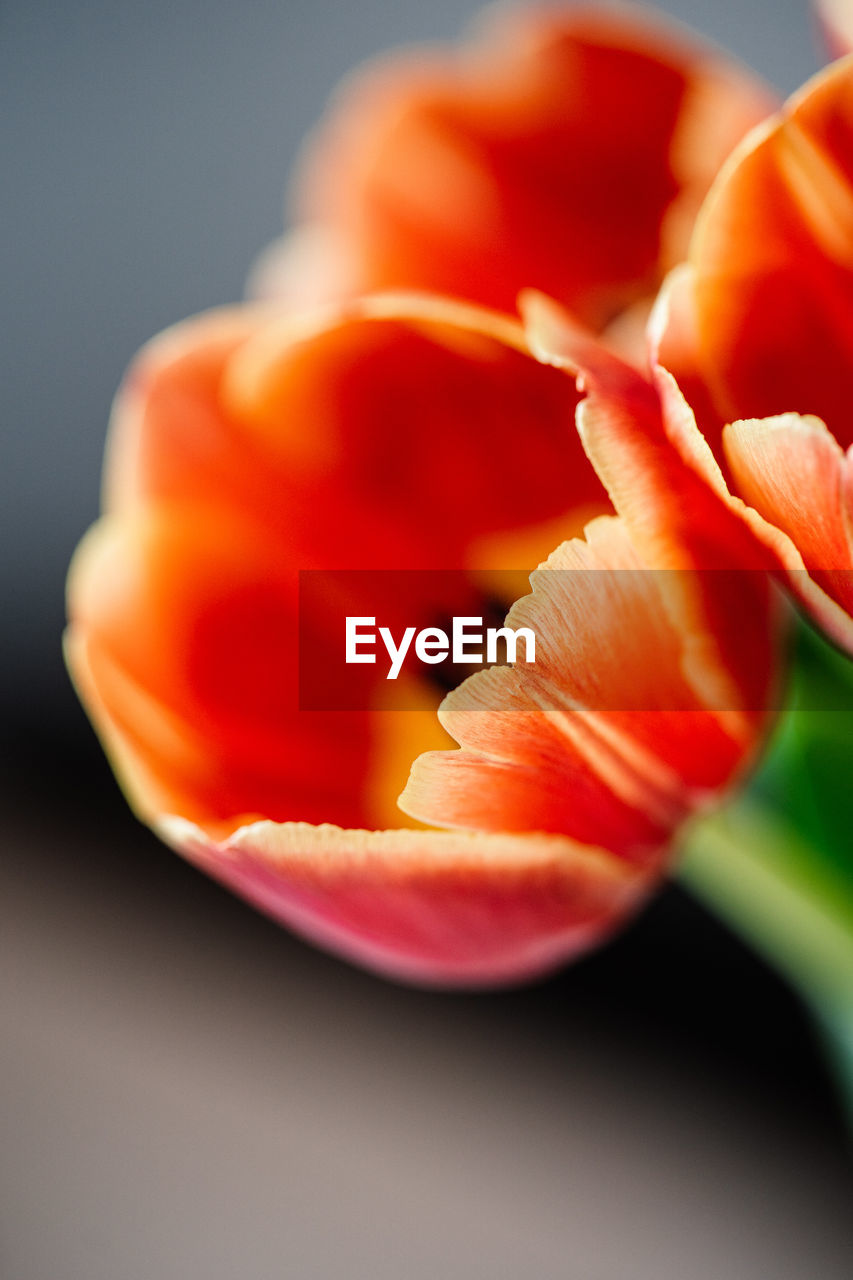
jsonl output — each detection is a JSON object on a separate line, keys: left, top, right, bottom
{"left": 253, "top": 4, "right": 774, "bottom": 338}
{"left": 67, "top": 292, "right": 780, "bottom": 984}
{"left": 663, "top": 56, "right": 853, "bottom": 651}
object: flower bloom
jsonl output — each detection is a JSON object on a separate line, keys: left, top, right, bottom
{"left": 661, "top": 56, "right": 853, "bottom": 651}
{"left": 254, "top": 4, "right": 774, "bottom": 338}
{"left": 67, "top": 291, "right": 781, "bottom": 984}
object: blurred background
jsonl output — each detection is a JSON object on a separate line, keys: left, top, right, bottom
{"left": 3, "top": 1, "right": 853, "bottom": 1276}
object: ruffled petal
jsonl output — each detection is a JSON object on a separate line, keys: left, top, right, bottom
{"left": 400, "top": 521, "right": 773, "bottom": 866}
{"left": 158, "top": 815, "right": 653, "bottom": 987}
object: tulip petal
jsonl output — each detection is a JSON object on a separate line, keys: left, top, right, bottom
{"left": 158, "top": 815, "right": 653, "bottom": 987}
{"left": 267, "top": 6, "right": 772, "bottom": 327}
{"left": 690, "top": 55, "right": 853, "bottom": 443}
{"left": 400, "top": 664, "right": 683, "bottom": 864}
{"left": 104, "top": 307, "right": 276, "bottom": 515}
{"left": 522, "top": 291, "right": 783, "bottom": 714}
{"left": 672, "top": 57, "right": 853, "bottom": 647}
{"left": 105, "top": 293, "right": 602, "bottom": 573}
{"left": 652, "top": 266, "right": 853, "bottom": 653}
{"left": 400, "top": 521, "right": 767, "bottom": 866}
{"left": 222, "top": 293, "right": 601, "bottom": 562}
{"left": 66, "top": 504, "right": 379, "bottom": 830}
{"left": 725, "top": 414, "right": 853, "bottom": 616}
{"left": 646, "top": 264, "right": 729, "bottom": 458}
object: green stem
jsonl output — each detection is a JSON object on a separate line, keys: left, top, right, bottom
{"left": 677, "top": 800, "right": 853, "bottom": 1124}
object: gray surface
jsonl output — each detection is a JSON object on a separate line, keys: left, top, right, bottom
{"left": 3, "top": 809, "right": 852, "bottom": 1280}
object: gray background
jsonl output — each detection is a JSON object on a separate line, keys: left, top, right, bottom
{"left": 4, "top": 3, "right": 853, "bottom": 1278}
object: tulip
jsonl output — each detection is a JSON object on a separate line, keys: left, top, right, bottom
{"left": 662, "top": 56, "right": 853, "bottom": 652}
{"left": 66, "top": 288, "right": 783, "bottom": 985}
{"left": 253, "top": 4, "right": 774, "bottom": 339}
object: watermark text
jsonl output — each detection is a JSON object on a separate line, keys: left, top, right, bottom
{"left": 345, "top": 615, "right": 535, "bottom": 679}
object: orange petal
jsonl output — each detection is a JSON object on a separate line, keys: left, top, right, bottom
{"left": 268, "top": 6, "right": 773, "bottom": 328}
{"left": 691, "top": 55, "right": 853, "bottom": 444}
{"left": 651, "top": 266, "right": 853, "bottom": 652}
{"left": 522, "top": 291, "right": 783, "bottom": 712}
{"left": 158, "top": 815, "right": 653, "bottom": 987}
{"left": 105, "top": 293, "right": 601, "bottom": 572}
{"left": 524, "top": 291, "right": 747, "bottom": 563}
{"left": 725, "top": 414, "right": 853, "bottom": 617}
{"left": 105, "top": 306, "right": 276, "bottom": 515}
{"left": 66, "top": 504, "right": 377, "bottom": 830}
{"left": 400, "top": 663, "right": 683, "bottom": 865}
{"left": 647, "top": 264, "right": 728, "bottom": 459}
{"left": 400, "top": 521, "right": 772, "bottom": 867}
{"left": 222, "top": 294, "right": 601, "bottom": 563}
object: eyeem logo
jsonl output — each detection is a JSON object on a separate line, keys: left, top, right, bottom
{"left": 345, "top": 616, "right": 536, "bottom": 680}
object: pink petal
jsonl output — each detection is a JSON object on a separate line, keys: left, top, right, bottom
{"left": 158, "top": 816, "right": 652, "bottom": 988}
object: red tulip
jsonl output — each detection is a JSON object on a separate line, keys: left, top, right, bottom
{"left": 67, "top": 293, "right": 781, "bottom": 984}
{"left": 661, "top": 56, "right": 853, "bottom": 652}
{"left": 253, "top": 4, "right": 774, "bottom": 339}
